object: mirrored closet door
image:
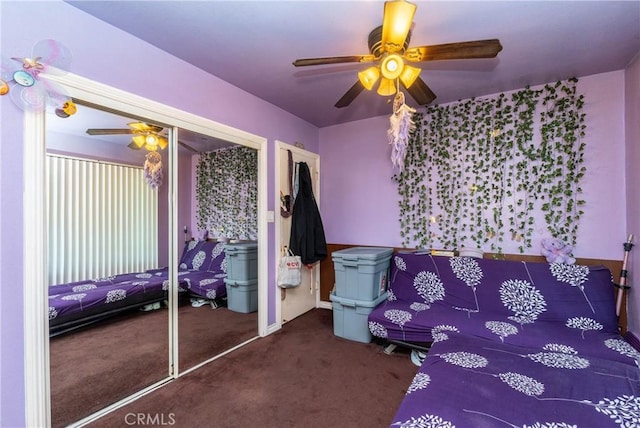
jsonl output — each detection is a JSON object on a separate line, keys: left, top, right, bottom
{"left": 45, "top": 103, "right": 173, "bottom": 427}
{"left": 44, "top": 101, "right": 260, "bottom": 426}
{"left": 176, "top": 129, "right": 259, "bottom": 373}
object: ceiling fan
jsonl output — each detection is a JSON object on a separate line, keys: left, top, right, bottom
{"left": 86, "top": 122, "right": 169, "bottom": 151}
{"left": 292, "top": 0, "right": 503, "bottom": 108}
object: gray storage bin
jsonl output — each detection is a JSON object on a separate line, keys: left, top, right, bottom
{"left": 330, "top": 292, "right": 388, "bottom": 343}
{"left": 332, "top": 247, "right": 393, "bottom": 300}
{"left": 225, "top": 242, "right": 258, "bottom": 281}
{"left": 224, "top": 278, "right": 258, "bottom": 313}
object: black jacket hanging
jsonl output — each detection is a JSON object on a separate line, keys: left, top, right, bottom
{"left": 289, "top": 162, "right": 327, "bottom": 265}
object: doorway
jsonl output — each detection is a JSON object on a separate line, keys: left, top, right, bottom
{"left": 276, "top": 141, "right": 321, "bottom": 324}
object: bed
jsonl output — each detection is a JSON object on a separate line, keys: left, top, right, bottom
{"left": 367, "top": 252, "right": 640, "bottom": 427}
{"left": 49, "top": 239, "right": 228, "bottom": 335}
{"left": 392, "top": 331, "right": 640, "bottom": 427}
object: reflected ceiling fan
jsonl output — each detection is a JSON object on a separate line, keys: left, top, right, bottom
{"left": 292, "top": 0, "right": 503, "bottom": 108}
{"left": 86, "top": 122, "right": 169, "bottom": 151}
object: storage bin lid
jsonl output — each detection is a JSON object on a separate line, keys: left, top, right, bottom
{"left": 224, "top": 278, "right": 258, "bottom": 286}
{"left": 331, "top": 247, "right": 393, "bottom": 262}
{"left": 329, "top": 291, "right": 388, "bottom": 308}
{"left": 224, "top": 242, "right": 258, "bottom": 252}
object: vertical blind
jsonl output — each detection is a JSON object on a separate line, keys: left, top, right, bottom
{"left": 46, "top": 155, "right": 158, "bottom": 285}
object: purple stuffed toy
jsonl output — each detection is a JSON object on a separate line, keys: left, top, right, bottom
{"left": 541, "top": 238, "right": 575, "bottom": 264}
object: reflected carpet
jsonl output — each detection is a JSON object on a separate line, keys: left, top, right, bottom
{"left": 88, "top": 308, "right": 417, "bottom": 428}
{"left": 50, "top": 303, "right": 258, "bottom": 427}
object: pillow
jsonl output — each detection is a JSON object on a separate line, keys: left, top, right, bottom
{"left": 179, "top": 240, "right": 226, "bottom": 272}
{"left": 203, "top": 240, "right": 227, "bottom": 272}
{"left": 179, "top": 240, "right": 200, "bottom": 269}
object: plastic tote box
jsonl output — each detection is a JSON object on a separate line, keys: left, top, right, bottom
{"left": 225, "top": 242, "right": 258, "bottom": 281}
{"left": 224, "top": 278, "right": 258, "bottom": 313}
{"left": 330, "top": 292, "right": 388, "bottom": 343}
{"left": 332, "top": 247, "right": 393, "bottom": 300}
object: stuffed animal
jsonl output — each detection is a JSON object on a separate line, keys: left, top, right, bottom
{"left": 541, "top": 238, "right": 575, "bottom": 264}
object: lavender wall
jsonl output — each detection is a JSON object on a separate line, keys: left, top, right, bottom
{"left": 0, "top": 1, "right": 318, "bottom": 425}
{"left": 319, "top": 116, "right": 400, "bottom": 245}
{"left": 320, "top": 71, "right": 627, "bottom": 261}
{"left": 625, "top": 53, "right": 640, "bottom": 335}
{"left": 156, "top": 151, "right": 195, "bottom": 268}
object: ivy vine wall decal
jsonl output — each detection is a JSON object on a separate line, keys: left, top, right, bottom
{"left": 396, "top": 78, "right": 586, "bottom": 255}
{"left": 196, "top": 146, "right": 258, "bottom": 240}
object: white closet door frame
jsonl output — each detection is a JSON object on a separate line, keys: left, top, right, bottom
{"left": 23, "top": 71, "right": 269, "bottom": 427}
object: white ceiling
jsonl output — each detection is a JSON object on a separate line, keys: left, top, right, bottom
{"left": 65, "top": 0, "right": 640, "bottom": 128}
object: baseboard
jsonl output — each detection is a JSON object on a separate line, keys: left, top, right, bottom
{"left": 318, "top": 300, "right": 332, "bottom": 310}
{"left": 265, "top": 322, "right": 281, "bottom": 336}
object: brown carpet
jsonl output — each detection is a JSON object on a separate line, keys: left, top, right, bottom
{"left": 50, "top": 303, "right": 258, "bottom": 428}
{"left": 176, "top": 303, "right": 258, "bottom": 370}
{"left": 88, "top": 309, "right": 418, "bottom": 428}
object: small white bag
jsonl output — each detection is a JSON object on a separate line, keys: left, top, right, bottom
{"left": 278, "top": 248, "right": 302, "bottom": 288}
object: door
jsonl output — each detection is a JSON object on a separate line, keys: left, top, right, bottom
{"left": 278, "top": 142, "right": 320, "bottom": 324}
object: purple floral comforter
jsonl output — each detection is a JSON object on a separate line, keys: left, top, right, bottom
{"left": 49, "top": 240, "right": 230, "bottom": 329}
{"left": 391, "top": 332, "right": 640, "bottom": 427}
{"left": 366, "top": 252, "right": 640, "bottom": 426}
{"left": 49, "top": 267, "right": 227, "bottom": 325}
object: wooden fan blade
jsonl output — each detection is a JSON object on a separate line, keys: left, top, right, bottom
{"left": 293, "top": 55, "right": 374, "bottom": 67}
{"left": 381, "top": 0, "right": 417, "bottom": 53}
{"left": 128, "top": 140, "right": 143, "bottom": 150}
{"left": 335, "top": 81, "right": 366, "bottom": 108}
{"left": 86, "top": 128, "right": 133, "bottom": 136}
{"left": 404, "top": 76, "right": 436, "bottom": 105}
{"left": 405, "top": 39, "right": 503, "bottom": 62}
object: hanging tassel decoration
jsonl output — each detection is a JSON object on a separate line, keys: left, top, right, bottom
{"left": 144, "top": 151, "right": 163, "bottom": 188}
{"left": 387, "top": 91, "right": 416, "bottom": 173}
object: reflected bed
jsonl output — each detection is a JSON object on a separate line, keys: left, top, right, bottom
{"left": 49, "top": 240, "right": 228, "bottom": 336}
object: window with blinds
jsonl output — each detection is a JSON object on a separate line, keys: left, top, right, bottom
{"left": 46, "top": 154, "right": 158, "bottom": 285}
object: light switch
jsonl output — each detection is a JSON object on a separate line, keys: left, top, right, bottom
{"left": 267, "top": 210, "right": 275, "bottom": 222}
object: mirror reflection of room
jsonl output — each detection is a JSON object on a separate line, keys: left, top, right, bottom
{"left": 46, "top": 103, "right": 171, "bottom": 427}
{"left": 45, "top": 104, "right": 260, "bottom": 427}
{"left": 176, "top": 129, "right": 259, "bottom": 372}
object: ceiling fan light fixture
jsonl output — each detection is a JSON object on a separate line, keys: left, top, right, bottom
{"left": 377, "top": 77, "right": 397, "bottom": 96}
{"left": 399, "top": 64, "right": 421, "bottom": 88}
{"left": 130, "top": 134, "right": 146, "bottom": 150}
{"left": 130, "top": 132, "right": 166, "bottom": 151}
{"left": 381, "top": 53, "right": 404, "bottom": 80}
{"left": 157, "top": 136, "right": 168, "bottom": 150}
{"left": 358, "top": 66, "right": 380, "bottom": 90}
{"left": 292, "top": 0, "right": 501, "bottom": 108}
{"left": 382, "top": 0, "right": 417, "bottom": 52}
{"left": 145, "top": 134, "right": 158, "bottom": 146}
